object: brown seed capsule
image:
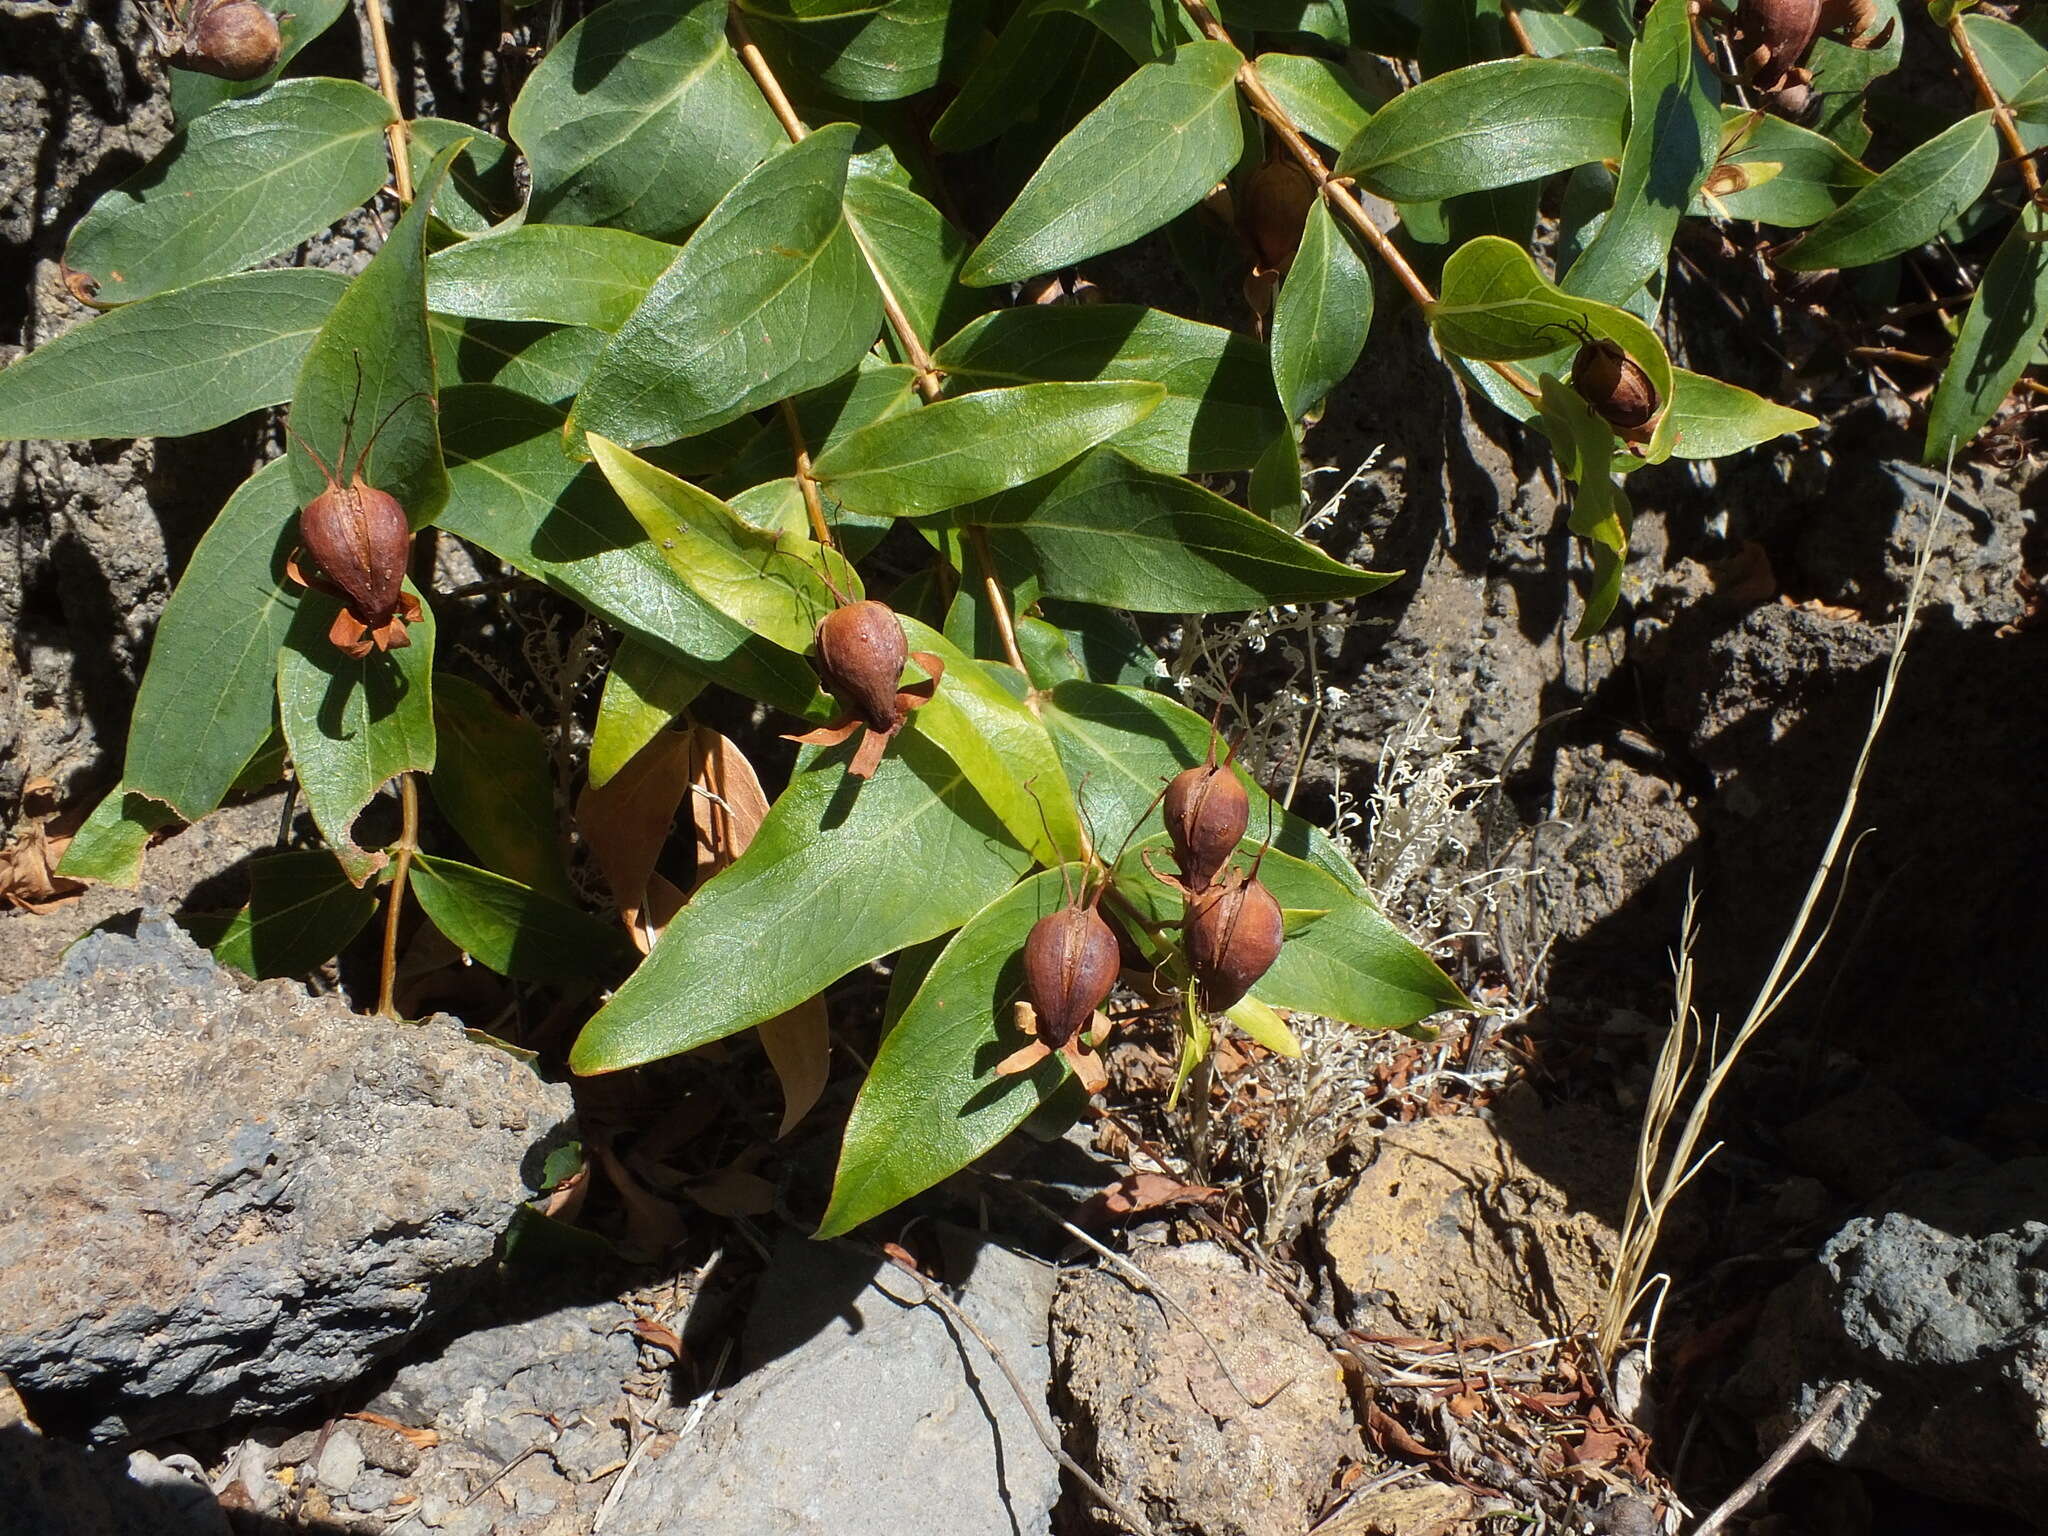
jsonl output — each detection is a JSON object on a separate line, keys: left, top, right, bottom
{"left": 1734, "top": 0, "right": 1820, "bottom": 87}
{"left": 1241, "top": 159, "right": 1317, "bottom": 273}
{"left": 178, "top": 0, "right": 282, "bottom": 80}
{"left": 299, "top": 478, "right": 414, "bottom": 638}
{"left": 1023, "top": 904, "right": 1121, "bottom": 1050}
{"left": 1163, "top": 762, "right": 1249, "bottom": 894}
{"left": 1185, "top": 873, "right": 1285, "bottom": 1013}
{"left": 1570, "top": 337, "right": 1660, "bottom": 437}
{"left": 815, "top": 600, "right": 910, "bottom": 733}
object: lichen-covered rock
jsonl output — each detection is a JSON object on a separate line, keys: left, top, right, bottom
{"left": 1052, "top": 1240, "right": 1360, "bottom": 1536}
{"left": 0, "top": 919, "right": 572, "bottom": 1443}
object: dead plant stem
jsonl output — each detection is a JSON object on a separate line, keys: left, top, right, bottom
{"left": 376, "top": 772, "right": 419, "bottom": 1019}
{"left": 363, "top": 0, "right": 414, "bottom": 205}
{"left": 1692, "top": 1382, "right": 1851, "bottom": 1536}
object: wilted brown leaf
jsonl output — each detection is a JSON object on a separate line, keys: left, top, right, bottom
{"left": 1, "top": 777, "right": 88, "bottom": 912}
{"left": 577, "top": 729, "right": 691, "bottom": 951}
{"left": 758, "top": 996, "right": 830, "bottom": 1138}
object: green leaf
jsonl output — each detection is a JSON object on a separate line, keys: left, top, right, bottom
{"left": 406, "top": 118, "right": 520, "bottom": 237}
{"left": 1692, "top": 109, "right": 1872, "bottom": 228}
{"left": 589, "top": 435, "right": 847, "bottom": 653}
{"left": 962, "top": 39, "right": 1245, "bottom": 286}
{"left": 1040, "top": 0, "right": 1182, "bottom": 62}
{"left": 287, "top": 143, "right": 464, "bottom": 527}
{"left": 572, "top": 125, "right": 882, "bottom": 448}
{"left": 1270, "top": 200, "right": 1372, "bottom": 420}
{"left": 509, "top": 0, "right": 783, "bottom": 239}
{"left": 1962, "top": 16, "right": 2048, "bottom": 150}
{"left": 1664, "top": 369, "right": 1817, "bottom": 460}
{"left": 1778, "top": 112, "right": 2000, "bottom": 272}
{"left": 201, "top": 850, "right": 378, "bottom": 979}
{"left": 409, "top": 853, "right": 628, "bottom": 982}
{"left": 932, "top": 303, "right": 1288, "bottom": 474}
{"left": 735, "top": 0, "right": 976, "bottom": 102}
{"left": 568, "top": 732, "right": 1034, "bottom": 1073}
{"left": 169, "top": 0, "right": 350, "bottom": 120}
{"left": 430, "top": 676, "right": 573, "bottom": 901}
{"left": 817, "top": 868, "right": 1075, "bottom": 1237}
{"left": 1561, "top": 0, "right": 1718, "bottom": 306}
{"left": 1334, "top": 58, "right": 1627, "bottom": 203}
{"left": 1927, "top": 205, "right": 2048, "bottom": 461}
{"left": 438, "top": 387, "right": 825, "bottom": 716}
{"left": 710, "top": 363, "right": 923, "bottom": 499}
{"left": 1253, "top": 52, "right": 1372, "bottom": 149}
{"left": 898, "top": 618, "right": 1085, "bottom": 864}
{"left": 56, "top": 789, "right": 179, "bottom": 888}
{"left": 591, "top": 639, "right": 707, "bottom": 789}
{"left": 0, "top": 270, "right": 345, "bottom": 440}
{"left": 63, "top": 80, "right": 394, "bottom": 305}
{"left": 810, "top": 381, "right": 1164, "bottom": 516}
{"left": 125, "top": 458, "right": 300, "bottom": 821}
{"left": 430, "top": 318, "right": 609, "bottom": 405}
{"left": 276, "top": 583, "right": 437, "bottom": 884}
{"left": 967, "top": 447, "right": 1398, "bottom": 611}
{"left": 1536, "top": 375, "right": 1632, "bottom": 638}
{"left": 843, "top": 168, "right": 992, "bottom": 354}
{"left": 1040, "top": 679, "right": 1366, "bottom": 892}
{"left": 426, "top": 227, "right": 676, "bottom": 331}
{"left": 930, "top": 5, "right": 1082, "bottom": 152}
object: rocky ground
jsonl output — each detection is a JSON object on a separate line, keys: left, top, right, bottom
{"left": 5, "top": 3, "right": 2047, "bottom": 1534}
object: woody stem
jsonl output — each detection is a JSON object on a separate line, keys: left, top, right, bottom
{"left": 778, "top": 399, "right": 836, "bottom": 550}
{"left": 363, "top": 0, "right": 415, "bottom": 205}
{"left": 727, "top": 6, "right": 945, "bottom": 401}
{"left": 1172, "top": 0, "right": 1541, "bottom": 404}
{"left": 376, "top": 772, "right": 419, "bottom": 1019}
{"left": 966, "top": 524, "right": 1029, "bottom": 676}
{"left": 1951, "top": 15, "right": 2044, "bottom": 204}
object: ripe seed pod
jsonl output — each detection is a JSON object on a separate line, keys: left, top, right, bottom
{"left": 1163, "top": 762, "right": 1249, "bottom": 893}
{"left": 1023, "top": 904, "right": 1121, "bottom": 1050}
{"left": 1569, "top": 336, "right": 1659, "bottom": 437}
{"left": 1733, "top": 0, "right": 1820, "bottom": 86}
{"left": 1185, "top": 874, "right": 1285, "bottom": 1013}
{"left": 815, "top": 600, "right": 910, "bottom": 732}
{"left": 300, "top": 479, "right": 413, "bottom": 631}
{"left": 178, "top": 0, "right": 282, "bottom": 80}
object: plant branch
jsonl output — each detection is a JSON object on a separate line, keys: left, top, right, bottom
{"left": 1951, "top": 16, "right": 2043, "bottom": 204}
{"left": 377, "top": 771, "right": 420, "bottom": 1018}
{"left": 778, "top": 399, "right": 837, "bottom": 549}
{"left": 1693, "top": 1383, "right": 1852, "bottom": 1536}
{"left": 966, "top": 524, "right": 1028, "bottom": 674}
{"left": 727, "top": 5, "right": 944, "bottom": 401}
{"left": 363, "top": 0, "right": 414, "bottom": 205}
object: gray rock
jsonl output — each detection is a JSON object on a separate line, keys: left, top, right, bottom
{"left": 314, "top": 1427, "right": 365, "bottom": 1496}
{"left": 1730, "top": 1158, "right": 2048, "bottom": 1526}
{"left": 1053, "top": 1240, "right": 1361, "bottom": 1536}
{"left": 604, "top": 1228, "right": 1060, "bottom": 1536}
{"left": 0, "top": 918, "right": 572, "bottom": 1443}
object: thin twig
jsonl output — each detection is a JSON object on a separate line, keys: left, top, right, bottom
{"left": 878, "top": 1252, "right": 1159, "bottom": 1536}
{"left": 377, "top": 773, "right": 419, "bottom": 1019}
{"left": 1951, "top": 16, "right": 2043, "bottom": 204}
{"left": 778, "top": 399, "right": 837, "bottom": 550}
{"left": 362, "top": 0, "right": 414, "bottom": 205}
{"left": 1691, "top": 1383, "right": 1851, "bottom": 1536}
{"left": 966, "top": 525, "right": 1029, "bottom": 674}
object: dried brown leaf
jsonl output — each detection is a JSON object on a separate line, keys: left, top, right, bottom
{"left": 758, "top": 995, "right": 830, "bottom": 1138}
{"left": 576, "top": 729, "right": 691, "bottom": 949}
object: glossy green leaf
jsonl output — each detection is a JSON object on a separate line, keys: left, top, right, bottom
{"left": 1039, "top": 679, "right": 1365, "bottom": 893}
{"left": 1041, "top": 0, "right": 1182, "bottom": 61}
{"left": 410, "top": 853, "right": 629, "bottom": 982}
{"left": 1927, "top": 205, "right": 2048, "bottom": 461}
{"left": 818, "top": 868, "right": 1075, "bottom": 1237}
{"left": 406, "top": 118, "right": 520, "bottom": 236}
{"left": 573, "top": 125, "right": 882, "bottom": 448}
{"left": 1270, "top": 200, "right": 1372, "bottom": 420}
{"left": 1778, "top": 112, "right": 1999, "bottom": 272}
{"left": 56, "top": 789, "right": 179, "bottom": 888}
{"left": 931, "top": 5, "right": 1082, "bottom": 152}
{"left": 438, "top": 387, "right": 825, "bottom": 717}
{"left": 63, "top": 80, "right": 394, "bottom": 305}
{"left": 735, "top": 0, "right": 975, "bottom": 102}
{"left": 710, "top": 364, "right": 923, "bottom": 498}
{"left": 1334, "top": 58, "right": 1626, "bottom": 203}
{"left": 1664, "top": 369, "right": 1817, "bottom": 461}
{"left": 287, "top": 144, "right": 463, "bottom": 527}
{"left": 426, "top": 227, "right": 676, "bottom": 331}
{"left": 1803, "top": 0, "right": 1903, "bottom": 155}
{"left": 431, "top": 676, "right": 572, "bottom": 900}
{"left": 1226, "top": 995, "right": 1301, "bottom": 1056}
{"left": 590, "top": 638, "right": 707, "bottom": 789}
{"left": 169, "top": 0, "right": 350, "bottom": 120}
{"left": 509, "top": 0, "right": 782, "bottom": 238}
{"left": 963, "top": 40, "right": 1245, "bottom": 286}
{"left": 1253, "top": 52, "right": 1372, "bottom": 149}
{"left": 843, "top": 168, "right": 992, "bottom": 354}
{"left": 1562, "top": 0, "right": 1717, "bottom": 306}
{"left": 568, "top": 732, "right": 1034, "bottom": 1073}
{"left": 276, "top": 583, "right": 436, "bottom": 884}
{"left": 1692, "top": 109, "right": 1872, "bottom": 228}
{"left": 932, "top": 304, "right": 1288, "bottom": 474}
{"left": 202, "top": 850, "right": 378, "bottom": 979}
{"left": 967, "top": 447, "right": 1397, "bottom": 611}
{"left": 898, "top": 618, "right": 1084, "bottom": 865}
{"left": 430, "top": 318, "right": 609, "bottom": 404}
{"left": 1962, "top": 16, "right": 2048, "bottom": 150}
{"left": 1536, "top": 375, "right": 1631, "bottom": 638}
{"left": 0, "top": 270, "right": 345, "bottom": 440}
{"left": 811, "top": 381, "right": 1163, "bottom": 516}
{"left": 590, "top": 435, "right": 847, "bottom": 653}
{"left": 125, "top": 459, "right": 301, "bottom": 822}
